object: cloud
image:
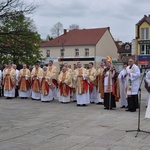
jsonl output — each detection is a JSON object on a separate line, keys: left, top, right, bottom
{"left": 26, "top": 0, "right": 150, "bottom": 42}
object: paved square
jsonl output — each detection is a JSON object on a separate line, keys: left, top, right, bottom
{"left": 0, "top": 85, "right": 150, "bottom": 150}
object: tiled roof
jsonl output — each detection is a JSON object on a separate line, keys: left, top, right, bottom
{"left": 41, "top": 28, "right": 109, "bottom": 47}
{"left": 136, "top": 15, "right": 150, "bottom": 26}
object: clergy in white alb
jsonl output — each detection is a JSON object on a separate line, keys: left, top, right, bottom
{"left": 87, "top": 62, "right": 97, "bottom": 103}
{"left": 13, "top": 64, "right": 19, "bottom": 97}
{"left": 31, "top": 63, "right": 43, "bottom": 100}
{"left": 39, "top": 66, "right": 53, "bottom": 102}
{"left": 18, "top": 64, "right": 31, "bottom": 99}
{"left": 126, "top": 59, "right": 140, "bottom": 112}
{"left": 96, "top": 62, "right": 105, "bottom": 104}
{"left": 118, "top": 63, "right": 128, "bottom": 108}
{"left": 73, "top": 62, "right": 90, "bottom": 106}
{"left": 3, "top": 64, "right": 16, "bottom": 99}
{"left": 145, "top": 70, "right": 150, "bottom": 107}
{"left": 58, "top": 67, "right": 72, "bottom": 103}
{"left": 47, "top": 60, "right": 58, "bottom": 100}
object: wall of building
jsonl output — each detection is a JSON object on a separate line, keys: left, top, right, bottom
{"left": 136, "top": 22, "right": 150, "bottom": 55}
{"left": 41, "top": 45, "right": 95, "bottom": 58}
{"left": 40, "top": 30, "right": 118, "bottom": 71}
{"left": 96, "top": 30, "right": 118, "bottom": 60}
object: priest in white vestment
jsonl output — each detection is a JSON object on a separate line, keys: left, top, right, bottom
{"left": 96, "top": 62, "right": 105, "bottom": 104}
{"left": 126, "top": 59, "right": 140, "bottom": 112}
{"left": 73, "top": 62, "right": 90, "bottom": 106}
{"left": 47, "top": 60, "right": 58, "bottom": 100}
{"left": 118, "top": 63, "right": 128, "bottom": 108}
{"left": 87, "top": 62, "right": 97, "bottom": 103}
{"left": 39, "top": 66, "right": 53, "bottom": 102}
{"left": 3, "top": 64, "right": 16, "bottom": 99}
{"left": 18, "top": 64, "right": 31, "bottom": 99}
{"left": 58, "top": 67, "right": 72, "bottom": 103}
{"left": 63, "top": 63, "right": 75, "bottom": 101}
{"left": 102, "top": 56, "right": 116, "bottom": 110}
{"left": 145, "top": 70, "right": 150, "bottom": 107}
{"left": 13, "top": 64, "right": 19, "bottom": 97}
{"left": 31, "top": 63, "right": 43, "bottom": 100}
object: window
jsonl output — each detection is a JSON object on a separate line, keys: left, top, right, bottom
{"left": 85, "top": 48, "right": 89, "bottom": 56}
{"left": 46, "top": 50, "right": 50, "bottom": 57}
{"left": 141, "top": 28, "right": 149, "bottom": 40}
{"left": 140, "top": 44, "right": 150, "bottom": 54}
{"left": 75, "top": 49, "right": 79, "bottom": 56}
{"left": 125, "top": 44, "right": 130, "bottom": 50}
{"left": 60, "top": 49, "right": 64, "bottom": 57}
{"left": 122, "top": 54, "right": 126, "bottom": 56}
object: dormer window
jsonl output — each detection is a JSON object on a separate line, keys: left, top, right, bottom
{"left": 125, "top": 44, "right": 130, "bottom": 50}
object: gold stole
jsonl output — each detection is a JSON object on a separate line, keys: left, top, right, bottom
{"left": 49, "top": 67, "right": 52, "bottom": 72}
{"left": 41, "top": 72, "right": 48, "bottom": 96}
{"left": 61, "top": 72, "right": 68, "bottom": 96}
{"left": 127, "top": 66, "right": 134, "bottom": 96}
{"left": 33, "top": 69, "right": 40, "bottom": 92}
{"left": 4, "top": 69, "right": 13, "bottom": 90}
{"left": 77, "top": 69, "right": 85, "bottom": 94}
{"left": 20, "top": 70, "right": 27, "bottom": 91}
{"left": 89, "top": 70, "right": 91, "bottom": 76}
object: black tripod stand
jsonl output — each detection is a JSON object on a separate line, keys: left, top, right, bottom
{"left": 126, "top": 68, "right": 150, "bottom": 137}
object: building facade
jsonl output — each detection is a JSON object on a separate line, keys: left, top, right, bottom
{"left": 117, "top": 42, "right": 133, "bottom": 63}
{"left": 40, "top": 28, "right": 118, "bottom": 71}
{"left": 135, "top": 15, "right": 150, "bottom": 68}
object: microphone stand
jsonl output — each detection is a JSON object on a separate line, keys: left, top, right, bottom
{"left": 126, "top": 67, "right": 150, "bottom": 137}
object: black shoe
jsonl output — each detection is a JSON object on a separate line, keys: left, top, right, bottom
{"left": 77, "top": 104, "right": 81, "bottom": 106}
{"left": 120, "top": 105, "right": 126, "bottom": 108}
{"left": 72, "top": 100, "right": 77, "bottom": 102}
{"left": 82, "top": 104, "right": 87, "bottom": 106}
{"left": 97, "top": 102, "right": 103, "bottom": 105}
{"left": 6, "top": 97, "right": 12, "bottom": 99}
{"left": 24, "top": 97, "right": 27, "bottom": 99}
{"left": 90, "top": 102, "right": 95, "bottom": 104}
{"left": 130, "top": 110, "right": 136, "bottom": 112}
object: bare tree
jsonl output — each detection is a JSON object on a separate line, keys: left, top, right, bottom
{"left": 50, "top": 22, "right": 63, "bottom": 38}
{"left": 46, "top": 34, "right": 53, "bottom": 41}
{"left": 0, "top": 0, "right": 37, "bottom": 19}
{"left": 69, "top": 24, "right": 79, "bottom": 30}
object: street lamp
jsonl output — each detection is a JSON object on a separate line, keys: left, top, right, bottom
{"left": 59, "top": 38, "right": 66, "bottom": 69}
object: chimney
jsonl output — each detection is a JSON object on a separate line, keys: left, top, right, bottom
{"left": 64, "top": 29, "right": 67, "bottom": 34}
{"left": 107, "top": 27, "right": 110, "bottom": 31}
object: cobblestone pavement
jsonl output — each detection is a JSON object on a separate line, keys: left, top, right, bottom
{"left": 0, "top": 84, "right": 150, "bottom": 150}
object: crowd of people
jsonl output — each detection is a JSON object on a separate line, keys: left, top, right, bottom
{"left": 0, "top": 56, "right": 141, "bottom": 112}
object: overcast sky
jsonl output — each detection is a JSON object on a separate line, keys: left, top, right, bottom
{"left": 27, "top": 0, "right": 150, "bottom": 42}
